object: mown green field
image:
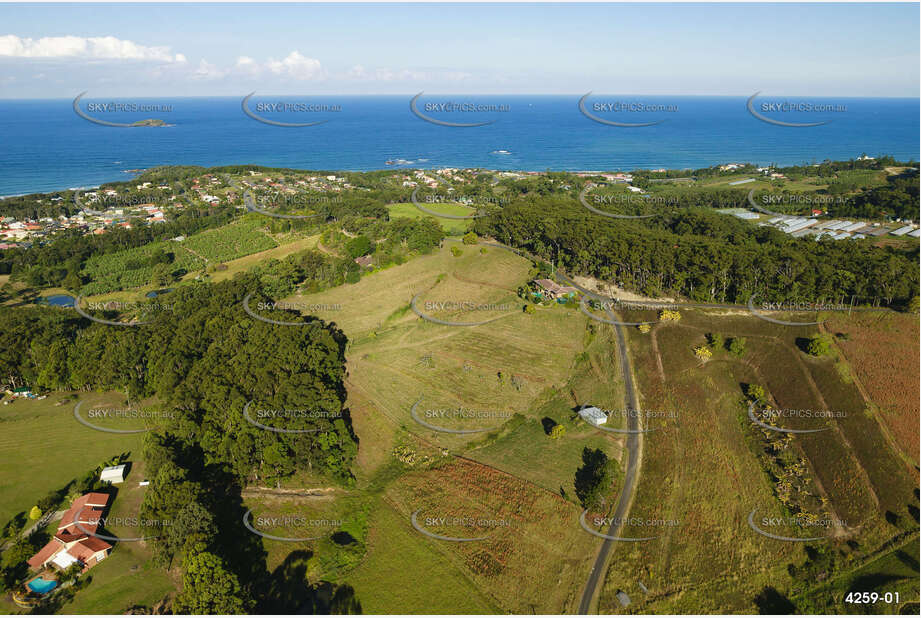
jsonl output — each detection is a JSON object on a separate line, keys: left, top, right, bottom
{"left": 387, "top": 202, "right": 475, "bottom": 235}
{"left": 240, "top": 491, "right": 366, "bottom": 578}
{"left": 0, "top": 392, "right": 147, "bottom": 524}
{"left": 468, "top": 326, "right": 627, "bottom": 501}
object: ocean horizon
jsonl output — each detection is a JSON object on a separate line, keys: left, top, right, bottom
{"left": 1, "top": 94, "right": 918, "bottom": 196}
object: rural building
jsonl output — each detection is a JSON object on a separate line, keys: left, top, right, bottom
{"left": 533, "top": 279, "right": 577, "bottom": 300}
{"left": 733, "top": 211, "right": 759, "bottom": 220}
{"left": 782, "top": 218, "right": 818, "bottom": 234}
{"left": 100, "top": 464, "right": 127, "bottom": 484}
{"left": 616, "top": 591, "right": 631, "bottom": 607}
{"left": 4, "top": 387, "right": 34, "bottom": 399}
{"left": 354, "top": 255, "right": 374, "bottom": 268}
{"left": 578, "top": 405, "right": 608, "bottom": 427}
{"left": 28, "top": 493, "right": 112, "bottom": 573}
{"left": 891, "top": 225, "right": 915, "bottom": 236}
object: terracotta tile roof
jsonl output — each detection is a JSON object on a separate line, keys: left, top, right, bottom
{"left": 68, "top": 537, "right": 111, "bottom": 561}
{"left": 534, "top": 279, "right": 577, "bottom": 295}
{"left": 57, "top": 493, "right": 108, "bottom": 531}
{"left": 66, "top": 492, "right": 108, "bottom": 513}
{"left": 82, "top": 493, "right": 110, "bottom": 508}
{"left": 78, "top": 535, "right": 112, "bottom": 553}
{"left": 56, "top": 522, "right": 99, "bottom": 542}
{"left": 59, "top": 507, "right": 104, "bottom": 531}
{"left": 27, "top": 540, "right": 63, "bottom": 568}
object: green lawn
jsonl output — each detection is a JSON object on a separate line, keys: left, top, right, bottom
{"left": 468, "top": 409, "right": 621, "bottom": 504}
{"left": 0, "top": 392, "right": 147, "bottom": 525}
{"left": 56, "top": 540, "right": 175, "bottom": 614}
{"left": 387, "top": 202, "right": 475, "bottom": 235}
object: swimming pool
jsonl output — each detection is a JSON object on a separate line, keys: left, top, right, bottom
{"left": 26, "top": 577, "right": 58, "bottom": 594}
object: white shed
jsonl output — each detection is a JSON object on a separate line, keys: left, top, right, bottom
{"left": 578, "top": 406, "right": 609, "bottom": 427}
{"left": 100, "top": 464, "right": 127, "bottom": 484}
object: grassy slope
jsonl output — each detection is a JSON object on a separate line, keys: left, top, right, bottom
{"left": 793, "top": 535, "right": 919, "bottom": 613}
{"left": 387, "top": 202, "right": 474, "bottom": 235}
{"left": 273, "top": 243, "right": 622, "bottom": 612}
{"left": 346, "top": 498, "right": 498, "bottom": 614}
{"left": 0, "top": 392, "right": 146, "bottom": 524}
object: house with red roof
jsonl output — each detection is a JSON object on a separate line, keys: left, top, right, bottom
{"left": 533, "top": 278, "right": 578, "bottom": 300}
{"left": 27, "top": 493, "right": 112, "bottom": 572}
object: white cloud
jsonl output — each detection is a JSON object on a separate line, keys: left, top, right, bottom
{"left": 265, "top": 51, "right": 324, "bottom": 80}
{"left": 0, "top": 34, "right": 183, "bottom": 62}
{"left": 230, "top": 52, "right": 325, "bottom": 80}
{"left": 345, "top": 64, "right": 472, "bottom": 82}
{"left": 347, "top": 64, "right": 368, "bottom": 79}
{"left": 190, "top": 59, "right": 228, "bottom": 80}
{"left": 234, "top": 55, "right": 260, "bottom": 76}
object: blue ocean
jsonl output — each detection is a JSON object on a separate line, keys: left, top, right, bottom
{"left": 0, "top": 95, "right": 918, "bottom": 196}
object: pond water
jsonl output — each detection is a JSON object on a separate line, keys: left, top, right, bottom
{"left": 40, "top": 294, "right": 75, "bottom": 307}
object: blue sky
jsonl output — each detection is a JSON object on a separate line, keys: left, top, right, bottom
{"left": 0, "top": 2, "right": 918, "bottom": 97}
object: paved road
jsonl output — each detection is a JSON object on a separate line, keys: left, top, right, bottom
{"left": 227, "top": 177, "right": 256, "bottom": 212}
{"left": 474, "top": 243, "right": 646, "bottom": 614}
{"left": 575, "top": 296, "right": 645, "bottom": 614}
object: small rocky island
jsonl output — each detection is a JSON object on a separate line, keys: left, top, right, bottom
{"left": 130, "top": 118, "right": 172, "bottom": 127}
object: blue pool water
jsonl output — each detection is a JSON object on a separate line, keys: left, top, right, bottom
{"left": 27, "top": 577, "right": 58, "bottom": 594}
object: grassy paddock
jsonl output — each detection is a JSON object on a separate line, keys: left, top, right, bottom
{"left": 387, "top": 202, "right": 474, "bottom": 235}
{"left": 385, "top": 458, "right": 596, "bottom": 614}
{"left": 599, "top": 307, "right": 915, "bottom": 614}
{"left": 0, "top": 391, "right": 147, "bottom": 524}
{"left": 345, "top": 497, "right": 498, "bottom": 614}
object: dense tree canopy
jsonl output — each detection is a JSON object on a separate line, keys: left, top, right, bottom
{"left": 475, "top": 196, "right": 918, "bottom": 308}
